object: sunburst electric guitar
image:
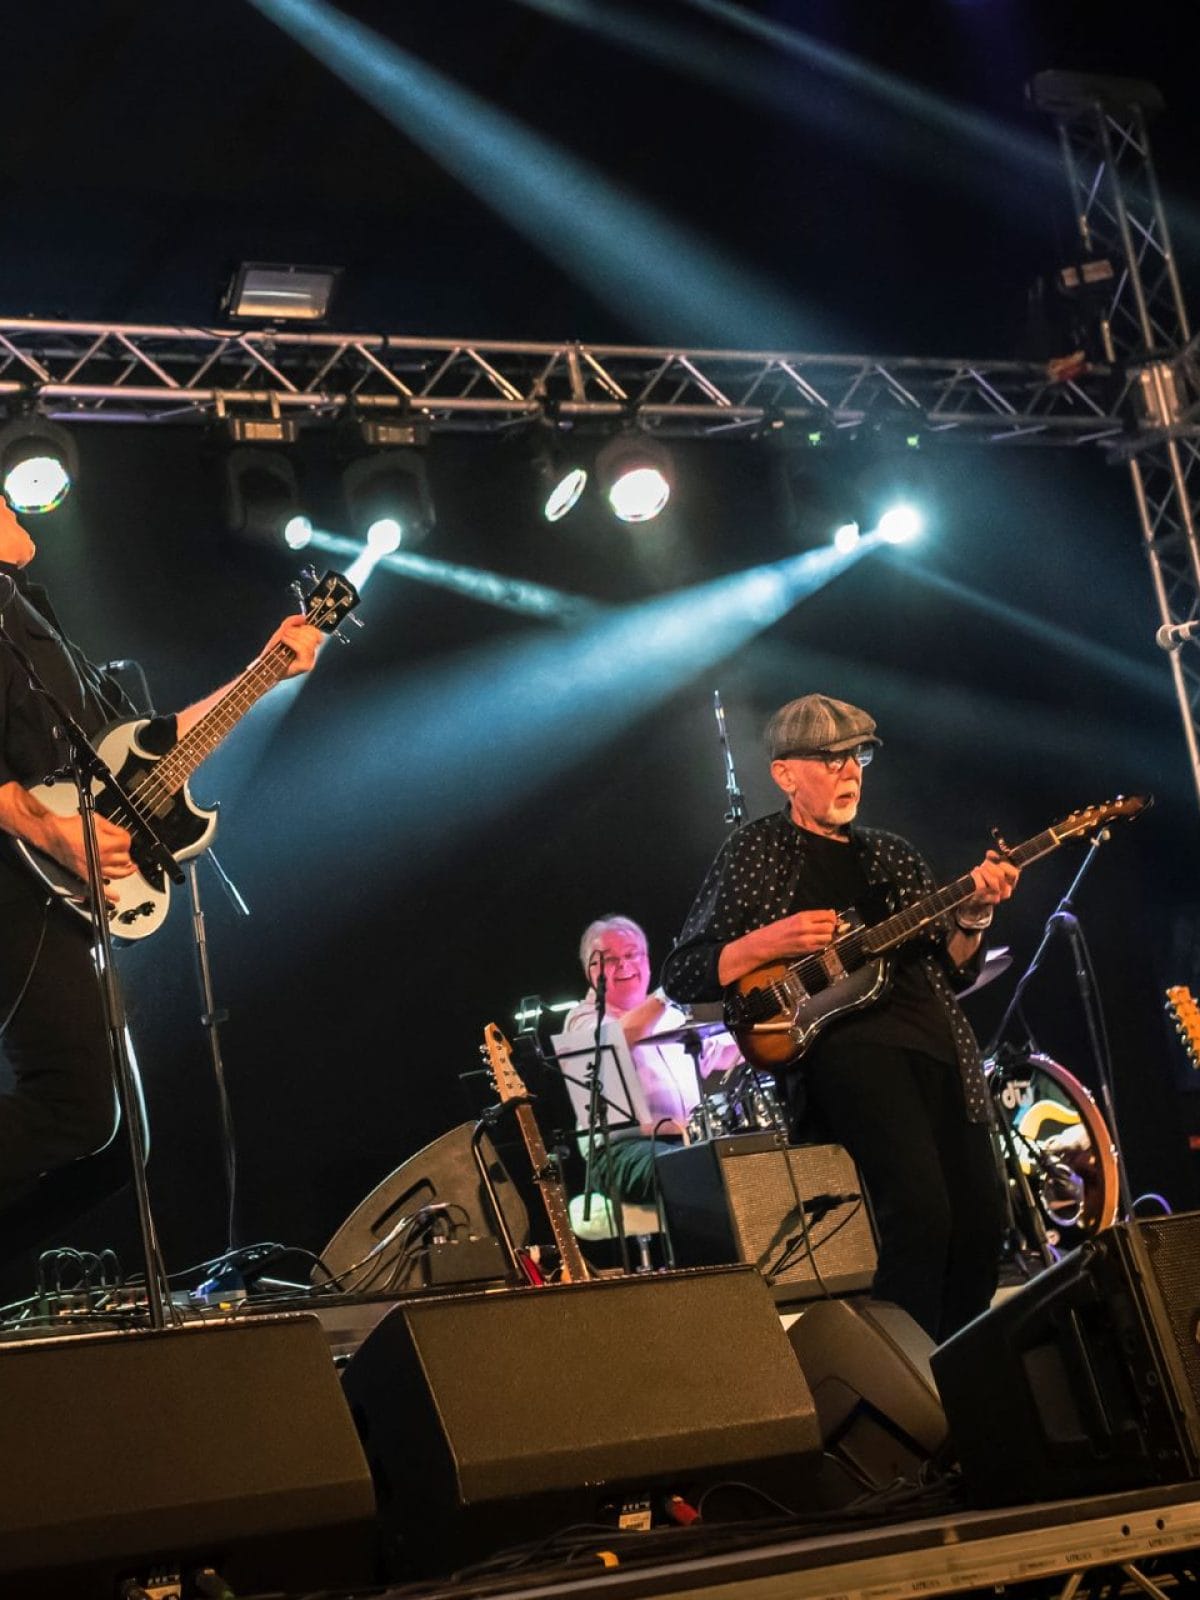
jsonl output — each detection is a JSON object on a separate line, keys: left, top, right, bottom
{"left": 14, "top": 570, "right": 359, "bottom": 941}
{"left": 482, "top": 1023, "right": 589, "bottom": 1284}
{"left": 725, "top": 795, "right": 1150, "bottom": 1072}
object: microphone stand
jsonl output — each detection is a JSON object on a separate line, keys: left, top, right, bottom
{"left": 186, "top": 849, "right": 251, "bottom": 1253}
{"left": 713, "top": 690, "right": 746, "bottom": 831}
{"left": 581, "top": 961, "right": 631, "bottom": 1273}
{"left": 0, "top": 598, "right": 177, "bottom": 1330}
{"left": 985, "top": 828, "right": 1132, "bottom": 1263}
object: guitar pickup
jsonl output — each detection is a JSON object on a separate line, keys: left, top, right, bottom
{"left": 819, "top": 948, "right": 848, "bottom": 983}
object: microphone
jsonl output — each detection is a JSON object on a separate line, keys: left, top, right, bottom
{"left": 801, "top": 1191, "right": 860, "bottom": 1221}
{"left": 1156, "top": 620, "right": 1200, "bottom": 652}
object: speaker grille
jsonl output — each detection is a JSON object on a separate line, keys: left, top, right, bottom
{"left": 1139, "top": 1213, "right": 1200, "bottom": 1407}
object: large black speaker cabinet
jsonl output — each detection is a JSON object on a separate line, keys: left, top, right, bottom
{"left": 932, "top": 1214, "right": 1200, "bottom": 1507}
{"left": 319, "top": 1120, "right": 529, "bottom": 1291}
{"left": 788, "top": 1298, "right": 949, "bottom": 1497}
{"left": 341, "top": 1266, "right": 822, "bottom": 1577}
{"left": 656, "top": 1134, "right": 877, "bottom": 1299}
{"left": 0, "top": 1317, "right": 376, "bottom": 1598}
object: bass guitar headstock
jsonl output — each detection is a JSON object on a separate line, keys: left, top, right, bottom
{"left": 1050, "top": 793, "right": 1152, "bottom": 844}
{"left": 482, "top": 1022, "right": 528, "bottom": 1104}
{"left": 300, "top": 569, "right": 361, "bottom": 635}
{"left": 1166, "top": 985, "right": 1200, "bottom": 1070}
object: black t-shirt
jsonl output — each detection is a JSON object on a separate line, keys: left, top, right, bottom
{"left": 796, "top": 830, "right": 956, "bottom": 1067}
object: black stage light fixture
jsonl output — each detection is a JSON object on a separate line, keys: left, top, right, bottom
{"left": 594, "top": 432, "right": 673, "bottom": 524}
{"left": 222, "top": 262, "right": 342, "bottom": 323}
{"left": 0, "top": 416, "right": 79, "bottom": 513}
{"left": 343, "top": 446, "right": 435, "bottom": 550}
{"left": 224, "top": 447, "right": 310, "bottom": 547}
{"left": 528, "top": 423, "right": 587, "bottom": 523}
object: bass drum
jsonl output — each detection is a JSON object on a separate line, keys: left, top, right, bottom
{"left": 986, "top": 1051, "right": 1119, "bottom": 1247}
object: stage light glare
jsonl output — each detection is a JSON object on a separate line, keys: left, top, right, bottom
{"left": 609, "top": 466, "right": 671, "bottom": 524}
{"left": 877, "top": 504, "right": 923, "bottom": 544}
{"left": 0, "top": 418, "right": 78, "bottom": 513}
{"left": 283, "top": 514, "right": 314, "bottom": 550}
{"left": 544, "top": 466, "right": 588, "bottom": 523}
{"left": 367, "top": 517, "right": 403, "bottom": 553}
{"left": 344, "top": 448, "right": 434, "bottom": 548}
{"left": 833, "top": 521, "right": 861, "bottom": 553}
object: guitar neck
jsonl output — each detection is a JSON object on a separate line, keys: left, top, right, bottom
{"left": 513, "top": 1102, "right": 589, "bottom": 1284}
{"left": 862, "top": 826, "right": 1062, "bottom": 955}
{"left": 148, "top": 642, "right": 294, "bottom": 796}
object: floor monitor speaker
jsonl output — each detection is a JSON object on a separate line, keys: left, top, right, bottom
{"left": 0, "top": 1317, "right": 375, "bottom": 1598}
{"left": 656, "top": 1134, "right": 877, "bottom": 1298}
{"left": 319, "top": 1120, "right": 528, "bottom": 1291}
{"left": 788, "top": 1297, "right": 948, "bottom": 1497}
{"left": 932, "top": 1213, "right": 1200, "bottom": 1506}
{"left": 341, "top": 1265, "right": 821, "bottom": 1577}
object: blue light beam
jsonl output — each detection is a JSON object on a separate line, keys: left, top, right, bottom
{"left": 247, "top": 0, "right": 813, "bottom": 348}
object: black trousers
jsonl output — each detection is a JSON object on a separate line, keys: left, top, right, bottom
{"left": 0, "top": 861, "right": 124, "bottom": 1248}
{"left": 802, "top": 1043, "right": 1005, "bottom": 1343}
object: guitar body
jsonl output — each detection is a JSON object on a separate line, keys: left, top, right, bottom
{"left": 728, "top": 955, "right": 891, "bottom": 1071}
{"left": 14, "top": 718, "right": 217, "bottom": 941}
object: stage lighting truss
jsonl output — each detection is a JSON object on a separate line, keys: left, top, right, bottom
{"left": 0, "top": 320, "right": 1139, "bottom": 445}
{"left": 0, "top": 415, "right": 78, "bottom": 512}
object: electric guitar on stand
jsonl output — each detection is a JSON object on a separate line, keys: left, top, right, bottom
{"left": 482, "top": 1023, "right": 590, "bottom": 1284}
{"left": 725, "top": 795, "right": 1150, "bottom": 1071}
{"left": 14, "top": 570, "right": 360, "bottom": 941}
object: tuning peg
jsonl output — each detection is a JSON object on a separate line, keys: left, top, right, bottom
{"left": 346, "top": 614, "right": 365, "bottom": 629}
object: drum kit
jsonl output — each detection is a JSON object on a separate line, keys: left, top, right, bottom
{"left": 642, "top": 944, "right": 1121, "bottom": 1275}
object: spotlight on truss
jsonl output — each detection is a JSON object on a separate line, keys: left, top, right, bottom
{"left": 222, "top": 261, "right": 342, "bottom": 323}
{"left": 0, "top": 417, "right": 78, "bottom": 513}
{"left": 596, "top": 434, "right": 673, "bottom": 524}
{"left": 877, "top": 503, "right": 923, "bottom": 545}
{"left": 344, "top": 448, "right": 435, "bottom": 549}
{"left": 224, "top": 447, "right": 307, "bottom": 545}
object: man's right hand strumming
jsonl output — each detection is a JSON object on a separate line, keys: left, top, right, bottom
{"left": 0, "top": 781, "right": 134, "bottom": 900}
{"left": 717, "top": 907, "right": 838, "bottom": 986}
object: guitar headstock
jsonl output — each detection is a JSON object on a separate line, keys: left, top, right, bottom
{"left": 1166, "top": 985, "right": 1200, "bottom": 1070}
{"left": 482, "top": 1022, "right": 527, "bottom": 1104}
{"left": 1051, "top": 793, "right": 1152, "bottom": 843}
{"left": 302, "top": 570, "right": 361, "bottom": 635}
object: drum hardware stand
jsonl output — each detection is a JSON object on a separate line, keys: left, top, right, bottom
{"left": 0, "top": 594, "right": 180, "bottom": 1331}
{"left": 187, "top": 848, "right": 251, "bottom": 1253}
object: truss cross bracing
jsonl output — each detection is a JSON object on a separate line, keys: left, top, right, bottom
{"left": 1033, "top": 71, "right": 1200, "bottom": 809}
{"left": 0, "top": 320, "right": 1139, "bottom": 443}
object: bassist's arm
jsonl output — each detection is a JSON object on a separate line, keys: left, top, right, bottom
{"left": 173, "top": 614, "right": 326, "bottom": 741}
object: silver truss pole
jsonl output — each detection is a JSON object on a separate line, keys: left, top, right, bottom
{"left": 1033, "top": 71, "right": 1200, "bottom": 811}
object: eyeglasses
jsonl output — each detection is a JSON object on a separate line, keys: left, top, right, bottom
{"left": 797, "top": 743, "right": 875, "bottom": 772}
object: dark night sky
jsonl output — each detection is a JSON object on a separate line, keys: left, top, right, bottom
{"left": 3, "top": 1, "right": 1199, "bottom": 1279}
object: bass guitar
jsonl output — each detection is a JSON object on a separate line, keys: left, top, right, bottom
{"left": 14, "top": 570, "right": 359, "bottom": 941}
{"left": 725, "top": 795, "right": 1149, "bottom": 1072}
{"left": 482, "top": 1023, "right": 589, "bottom": 1283}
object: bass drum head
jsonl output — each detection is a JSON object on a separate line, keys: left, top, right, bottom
{"left": 987, "top": 1052, "right": 1119, "bottom": 1248}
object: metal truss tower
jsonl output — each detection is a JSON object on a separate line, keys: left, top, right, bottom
{"left": 1033, "top": 71, "right": 1200, "bottom": 809}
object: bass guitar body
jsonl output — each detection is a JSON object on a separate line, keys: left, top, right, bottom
{"left": 15, "top": 718, "right": 216, "bottom": 940}
{"left": 728, "top": 954, "right": 891, "bottom": 1071}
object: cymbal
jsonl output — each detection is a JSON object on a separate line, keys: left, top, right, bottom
{"left": 958, "top": 945, "right": 1013, "bottom": 999}
{"left": 632, "top": 1018, "right": 731, "bottom": 1048}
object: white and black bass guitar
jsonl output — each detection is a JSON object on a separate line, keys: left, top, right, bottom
{"left": 13, "top": 570, "right": 359, "bottom": 941}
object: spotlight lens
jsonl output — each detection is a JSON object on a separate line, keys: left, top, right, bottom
{"left": 833, "top": 521, "right": 861, "bottom": 553}
{"left": 608, "top": 466, "right": 670, "bottom": 524}
{"left": 283, "top": 514, "right": 313, "bottom": 549}
{"left": 367, "top": 517, "right": 403, "bottom": 553}
{"left": 877, "top": 504, "right": 923, "bottom": 544}
{"left": 4, "top": 455, "right": 71, "bottom": 513}
{"left": 544, "top": 466, "right": 587, "bottom": 523}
